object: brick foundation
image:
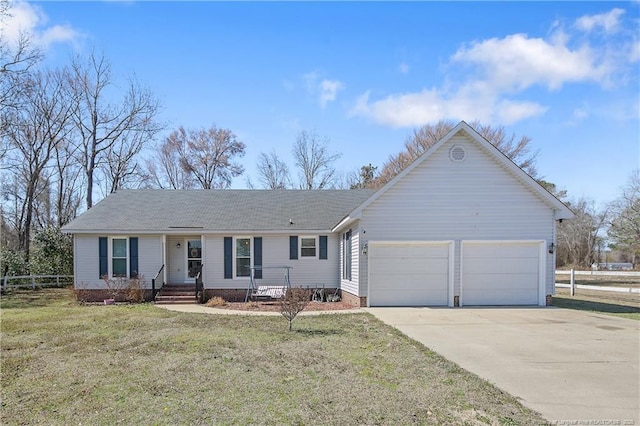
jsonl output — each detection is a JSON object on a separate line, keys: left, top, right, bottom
{"left": 341, "top": 290, "right": 367, "bottom": 307}
{"left": 203, "top": 289, "right": 247, "bottom": 303}
{"left": 546, "top": 294, "right": 553, "bottom": 306}
{"left": 75, "top": 289, "right": 153, "bottom": 303}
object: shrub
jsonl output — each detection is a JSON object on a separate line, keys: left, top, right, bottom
{"left": 205, "top": 296, "right": 227, "bottom": 307}
{"left": 126, "top": 277, "right": 146, "bottom": 303}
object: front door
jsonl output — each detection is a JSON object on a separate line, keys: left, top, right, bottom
{"left": 186, "top": 239, "right": 202, "bottom": 281}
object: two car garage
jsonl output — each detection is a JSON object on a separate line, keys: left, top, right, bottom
{"left": 368, "top": 240, "right": 545, "bottom": 307}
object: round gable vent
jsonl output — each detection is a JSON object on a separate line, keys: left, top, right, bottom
{"left": 449, "top": 145, "right": 467, "bottom": 162}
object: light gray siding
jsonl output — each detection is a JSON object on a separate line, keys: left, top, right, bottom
{"left": 202, "top": 234, "right": 340, "bottom": 290}
{"left": 359, "top": 133, "right": 556, "bottom": 297}
{"left": 138, "top": 236, "right": 163, "bottom": 289}
{"left": 73, "top": 234, "right": 163, "bottom": 290}
{"left": 74, "top": 235, "right": 100, "bottom": 289}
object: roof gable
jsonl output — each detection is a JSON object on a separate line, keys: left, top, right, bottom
{"left": 346, "top": 121, "right": 573, "bottom": 222}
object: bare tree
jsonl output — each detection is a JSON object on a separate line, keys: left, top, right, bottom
{"left": 68, "top": 51, "right": 161, "bottom": 209}
{"left": 292, "top": 130, "right": 341, "bottom": 189}
{"left": 375, "top": 120, "right": 539, "bottom": 187}
{"left": 1, "top": 1, "right": 43, "bottom": 157}
{"left": 556, "top": 197, "right": 608, "bottom": 268}
{"left": 145, "top": 135, "right": 196, "bottom": 189}
{"left": 608, "top": 170, "right": 640, "bottom": 265}
{"left": 149, "top": 125, "right": 245, "bottom": 189}
{"left": 101, "top": 128, "right": 155, "bottom": 194}
{"left": 280, "top": 288, "right": 311, "bottom": 331}
{"left": 52, "top": 137, "right": 83, "bottom": 227}
{"left": 2, "top": 69, "right": 74, "bottom": 261}
{"left": 256, "top": 150, "right": 291, "bottom": 189}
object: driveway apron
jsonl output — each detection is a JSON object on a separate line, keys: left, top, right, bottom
{"left": 365, "top": 307, "right": 639, "bottom": 424}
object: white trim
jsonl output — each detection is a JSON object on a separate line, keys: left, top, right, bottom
{"left": 367, "top": 240, "right": 454, "bottom": 307}
{"left": 108, "top": 236, "right": 129, "bottom": 279}
{"left": 64, "top": 228, "right": 336, "bottom": 235}
{"left": 162, "top": 235, "right": 167, "bottom": 285}
{"left": 460, "top": 240, "right": 545, "bottom": 307}
{"left": 299, "top": 235, "right": 318, "bottom": 259}
{"left": 233, "top": 236, "right": 253, "bottom": 279}
{"left": 184, "top": 238, "right": 202, "bottom": 284}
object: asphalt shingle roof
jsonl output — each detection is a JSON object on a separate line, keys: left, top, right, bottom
{"left": 62, "top": 189, "right": 376, "bottom": 233}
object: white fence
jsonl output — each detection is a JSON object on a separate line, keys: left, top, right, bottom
{"left": 1, "top": 275, "right": 74, "bottom": 291}
{"left": 555, "top": 270, "right": 640, "bottom": 277}
{"left": 555, "top": 269, "right": 640, "bottom": 296}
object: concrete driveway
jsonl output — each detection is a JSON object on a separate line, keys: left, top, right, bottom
{"left": 365, "top": 307, "right": 639, "bottom": 423}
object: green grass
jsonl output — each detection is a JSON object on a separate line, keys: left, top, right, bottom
{"left": 1, "top": 287, "right": 545, "bottom": 425}
{"left": 553, "top": 295, "right": 640, "bottom": 320}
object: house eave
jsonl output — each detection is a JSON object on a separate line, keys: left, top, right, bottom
{"left": 62, "top": 228, "right": 337, "bottom": 235}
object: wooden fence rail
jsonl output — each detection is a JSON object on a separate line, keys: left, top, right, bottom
{"left": 1, "top": 275, "right": 74, "bottom": 291}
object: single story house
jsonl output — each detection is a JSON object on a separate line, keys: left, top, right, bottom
{"left": 62, "top": 121, "right": 573, "bottom": 307}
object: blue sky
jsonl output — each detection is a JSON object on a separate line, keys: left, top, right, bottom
{"left": 4, "top": 1, "right": 639, "bottom": 207}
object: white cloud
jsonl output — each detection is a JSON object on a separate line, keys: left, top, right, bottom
{"left": 302, "top": 72, "right": 344, "bottom": 108}
{"left": 398, "top": 62, "right": 410, "bottom": 74}
{"left": 575, "top": 8, "right": 625, "bottom": 33}
{"left": 451, "top": 33, "right": 610, "bottom": 91}
{"left": 349, "top": 85, "right": 546, "bottom": 127}
{"left": 0, "top": 0, "right": 81, "bottom": 49}
{"left": 319, "top": 79, "right": 344, "bottom": 108}
{"left": 351, "top": 17, "right": 635, "bottom": 128}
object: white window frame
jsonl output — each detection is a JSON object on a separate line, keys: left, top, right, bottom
{"left": 109, "top": 236, "right": 129, "bottom": 279}
{"left": 342, "top": 230, "right": 352, "bottom": 281}
{"left": 299, "top": 236, "right": 318, "bottom": 259}
{"left": 233, "top": 236, "right": 253, "bottom": 278}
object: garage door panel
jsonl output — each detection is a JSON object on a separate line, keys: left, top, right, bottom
{"left": 464, "top": 273, "right": 538, "bottom": 289}
{"left": 461, "top": 242, "right": 541, "bottom": 306}
{"left": 374, "top": 245, "right": 448, "bottom": 259}
{"left": 372, "top": 257, "right": 448, "bottom": 273}
{"left": 462, "top": 288, "right": 538, "bottom": 306}
{"left": 464, "top": 244, "right": 539, "bottom": 259}
{"left": 369, "top": 242, "right": 450, "bottom": 307}
{"left": 369, "top": 288, "right": 449, "bottom": 307}
{"left": 464, "top": 258, "right": 539, "bottom": 274}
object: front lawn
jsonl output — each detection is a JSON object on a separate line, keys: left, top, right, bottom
{"left": 1, "top": 287, "right": 544, "bottom": 425}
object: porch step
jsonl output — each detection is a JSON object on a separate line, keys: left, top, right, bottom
{"left": 155, "top": 284, "right": 198, "bottom": 305}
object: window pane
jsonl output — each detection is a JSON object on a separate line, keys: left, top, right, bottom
{"left": 236, "top": 258, "right": 250, "bottom": 276}
{"left": 112, "top": 239, "right": 127, "bottom": 258}
{"left": 301, "top": 238, "right": 315, "bottom": 248}
{"left": 301, "top": 237, "right": 316, "bottom": 257}
{"left": 188, "top": 240, "right": 201, "bottom": 259}
{"left": 236, "top": 239, "right": 250, "bottom": 257}
{"left": 112, "top": 258, "right": 127, "bottom": 277}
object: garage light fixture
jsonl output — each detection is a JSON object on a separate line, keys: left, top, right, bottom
{"left": 362, "top": 243, "right": 368, "bottom": 256}
{"left": 548, "top": 243, "right": 555, "bottom": 254}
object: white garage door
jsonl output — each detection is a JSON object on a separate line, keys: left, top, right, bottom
{"left": 369, "top": 242, "right": 451, "bottom": 307}
{"left": 461, "top": 241, "right": 542, "bottom": 306}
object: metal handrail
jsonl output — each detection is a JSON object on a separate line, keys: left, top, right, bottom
{"left": 195, "top": 264, "right": 203, "bottom": 303}
{"left": 151, "top": 264, "right": 165, "bottom": 299}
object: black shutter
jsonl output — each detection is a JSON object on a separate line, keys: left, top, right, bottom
{"left": 289, "top": 236, "right": 298, "bottom": 260}
{"left": 254, "top": 237, "right": 262, "bottom": 279}
{"left": 319, "top": 235, "right": 328, "bottom": 260}
{"left": 224, "top": 237, "right": 232, "bottom": 279}
{"left": 129, "top": 237, "right": 138, "bottom": 278}
{"left": 99, "top": 237, "right": 108, "bottom": 278}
